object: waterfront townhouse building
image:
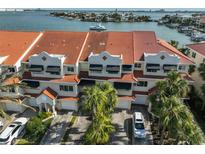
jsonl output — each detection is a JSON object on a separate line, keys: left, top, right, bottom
{"left": 185, "top": 42, "right": 205, "bottom": 96}
{"left": 0, "top": 30, "right": 194, "bottom": 114}
{"left": 20, "top": 31, "right": 194, "bottom": 114}
{"left": 0, "top": 31, "right": 43, "bottom": 112}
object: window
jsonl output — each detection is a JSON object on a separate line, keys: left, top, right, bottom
{"left": 89, "top": 64, "right": 103, "bottom": 72}
{"left": 8, "top": 67, "right": 15, "bottom": 73}
{"left": 179, "top": 65, "right": 186, "bottom": 71}
{"left": 146, "top": 63, "right": 160, "bottom": 72}
{"left": 59, "top": 85, "right": 73, "bottom": 92}
{"left": 11, "top": 125, "right": 21, "bottom": 135}
{"left": 122, "top": 65, "right": 132, "bottom": 72}
{"left": 163, "top": 64, "right": 177, "bottom": 73}
{"left": 135, "top": 63, "right": 141, "bottom": 68}
{"left": 22, "top": 80, "right": 40, "bottom": 88}
{"left": 46, "top": 66, "right": 61, "bottom": 75}
{"left": 8, "top": 87, "right": 15, "bottom": 93}
{"left": 192, "top": 52, "right": 196, "bottom": 58}
{"left": 106, "top": 65, "right": 120, "bottom": 74}
{"left": 67, "top": 66, "right": 74, "bottom": 72}
{"left": 135, "top": 81, "right": 148, "bottom": 87}
{"left": 29, "top": 65, "right": 44, "bottom": 72}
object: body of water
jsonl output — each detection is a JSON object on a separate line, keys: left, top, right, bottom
{"left": 0, "top": 10, "right": 195, "bottom": 46}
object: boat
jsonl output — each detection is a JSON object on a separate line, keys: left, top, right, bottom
{"left": 89, "top": 23, "right": 106, "bottom": 31}
{"left": 191, "top": 33, "right": 205, "bottom": 42}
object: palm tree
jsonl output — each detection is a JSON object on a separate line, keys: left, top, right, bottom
{"left": 84, "top": 112, "right": 114, "bottom": 145}
{"left": 149, "top": 71, "right": 204, "bottom": 144}
{"left": 81, "top": 85, "right": 107, "bottom": 118}
{"left": 198, "top": 63, "right": 205, "bottom": 80}
{"left": 98, "top": 82, "right": 118, "bottom": 116}
{"left": 165, "top": 71, "right": 189, "bottom": 97}
{"left": 169, "top": 40, "right": 179, "bottom": 49}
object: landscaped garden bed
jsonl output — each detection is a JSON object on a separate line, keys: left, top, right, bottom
{"left": 16, "top": 112, "right": 53, "bottom": 145}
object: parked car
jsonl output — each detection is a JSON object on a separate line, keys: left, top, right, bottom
{"left": 0, "top": 120, "right": 3, "bottom": 127}
{"left": 0, "top": 117, "right": 28, "bottom": 145}
{"left": 132, "top": 112, "right": 146, "bottom": 139}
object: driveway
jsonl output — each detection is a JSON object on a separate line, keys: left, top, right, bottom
{"left": 131, "top": 105, "right": 153, "bottom": 145}
{"left": 65, "top": 114, "right": 91, "bottom": 145}
{"left": 109, "top": 109, "right": 132, "bottom": 145}
{"left": 40, "top": 111, "right": 72, "bottom": 145}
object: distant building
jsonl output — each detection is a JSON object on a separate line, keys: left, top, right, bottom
{"left": 186, "top": 42, "right": 205, "bottom": 96}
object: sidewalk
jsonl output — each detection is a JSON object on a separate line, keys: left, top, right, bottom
{"left": 40, "top": 112, "right": 72, "bottom": 145}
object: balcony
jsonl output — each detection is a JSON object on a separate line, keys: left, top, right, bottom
{"left": 22, "top": 80, "right": 40, "bottom": 88}
{"left": 163, "top": 64, "right": 177, "bottom": 73}
{"left": 29, "top": 65, "right": 44, "bottom": 72}
{"left": 114, "top": 82, "right": 132, "bottom": 90}
{"left": 122, "top": 65, "right": 132, "bottom": 72}
{"left": 106, "top": 65, "right": 120, "bottom": 74}
{"left": 89, "top": 64, "right": 103, "bottom": 73}
{"left": 146, "top": 63, "right": 160, "bottom": 72}
{"left": 46, "top": 66, "right": 61, "bottom": 75}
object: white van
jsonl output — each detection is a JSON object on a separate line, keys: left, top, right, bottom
{"left": 132, "top": 112, "right": 146, "bottom": 138}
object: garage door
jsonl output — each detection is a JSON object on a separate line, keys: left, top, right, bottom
{"left": 117, "top": 99, "right": 131, "bottom": 110}
{"left": 133, "top": 95, "right": 147, "bottom": 105}
{"left": 5, "top": 102, "right": 25, "bottom": 113}
{"left": 60, "top": 100, "right": 78, "bottom": 111}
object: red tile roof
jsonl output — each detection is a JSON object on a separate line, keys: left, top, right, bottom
{"left": 41, "top": 87, "right": 58, "bottom": 100}
{"left": 158, "top": 40, "right": 193, "bottom": 64}
{"left": 0, "top": 31, "right": 40, "bottom": 65}
{"left": 186, "top": 42, "right": 205, "bottom": 56}
{"left": 80, "top": 31, "right": 134, "bottom": 64}
{"left": 3, "top": 76, "right": 20, "bottom": 85}
{"left": 22, "top": 71, "right": 79, "bottom": 83}
{"left": 23, "top": 31, "right": 88, "bottom": 64}
{"left": 57, "top": 96, "right": 79, "bottom": 101}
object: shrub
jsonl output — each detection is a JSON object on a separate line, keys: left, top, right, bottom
{"left": 16, "top": 139, "right": 31, "bottom": 145}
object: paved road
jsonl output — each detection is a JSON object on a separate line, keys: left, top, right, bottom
{"left": 40, "top": 112, "right": 72, "bottom": 145}
{"left": 65, "top": 115, "right": 91, "bottom": 145}
{"left": 109, "top": 109, "right": 132, "bottom": 145}
{"left": 131, "top": 105, "right": 153, "bottom": 145}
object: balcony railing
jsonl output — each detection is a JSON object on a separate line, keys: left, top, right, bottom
{"left": 122, "top": 65, "right": 132, "bottom": 72}
{"left": 163, "top": 64, "right": 177, "bottom": 72}
{"left": 89, "top": 64, "right": 103, "bottom": 72}
{"left": 29, "top": 65, "right": 44, "bottom": 72}
{"left": 46, "top": 66, "right": 61, "bottom": 75}
{"left": 106, "top": 65, "right": 120, "bottom": 74}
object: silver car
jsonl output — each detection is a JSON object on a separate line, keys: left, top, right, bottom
{"left": 133, "top": 112, "right": 146, "bottom": 139}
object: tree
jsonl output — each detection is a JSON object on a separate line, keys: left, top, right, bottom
{"left": 81, "top": 82, "right": 118, "bottom": 144}
{"left": 0, "top": 72, "right": 35, "bottom": 118}
{"left": 169, "top": 40, "right": 179, "bottom": 49}
{"left": 84, "top": 112, "right": 114, "bottom": 144}
{"left": 81, "top": 85, "right": 107, "bottom": 118}
{"left": 149, "top": 71, "right": 204, "bottom": 144}
{"left": 198, "top": 63, "right": 205, "bottom": 80}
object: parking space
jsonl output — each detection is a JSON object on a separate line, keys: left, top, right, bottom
{"left": 109, "top": 109, "right": 132, "bottom": 145}
{"left": 65, "top": 114, "right": 91, "bottom": 145}
{"left": 131, "top": 105, "right": 153, "bottom": 145}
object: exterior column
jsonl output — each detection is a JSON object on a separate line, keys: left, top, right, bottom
{"left": 52, "top": 105, "right": 57, "bottom": 116}
{"left": 39, "top": 103, "right": 42, "bottom": 112}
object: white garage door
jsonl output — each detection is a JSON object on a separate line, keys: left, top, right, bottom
{"left": 61, "top": 101, "right": 78, "bottom": 111}
{"left": 133, "top": 95, "right": 147, "bottom": 105}
{"left": 117, "top": 99, "right": 131, "bottom": 110}
{"left": 5, "top": 102, "right": 25, "bottom": 113}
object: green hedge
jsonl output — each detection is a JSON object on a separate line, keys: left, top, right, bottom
{"left": 22, "top": 112, "right": 53, "bottom": 144}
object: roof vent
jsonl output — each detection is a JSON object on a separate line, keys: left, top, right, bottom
{"left": 99, "top": 42, "right": 105, "bottom": 46}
